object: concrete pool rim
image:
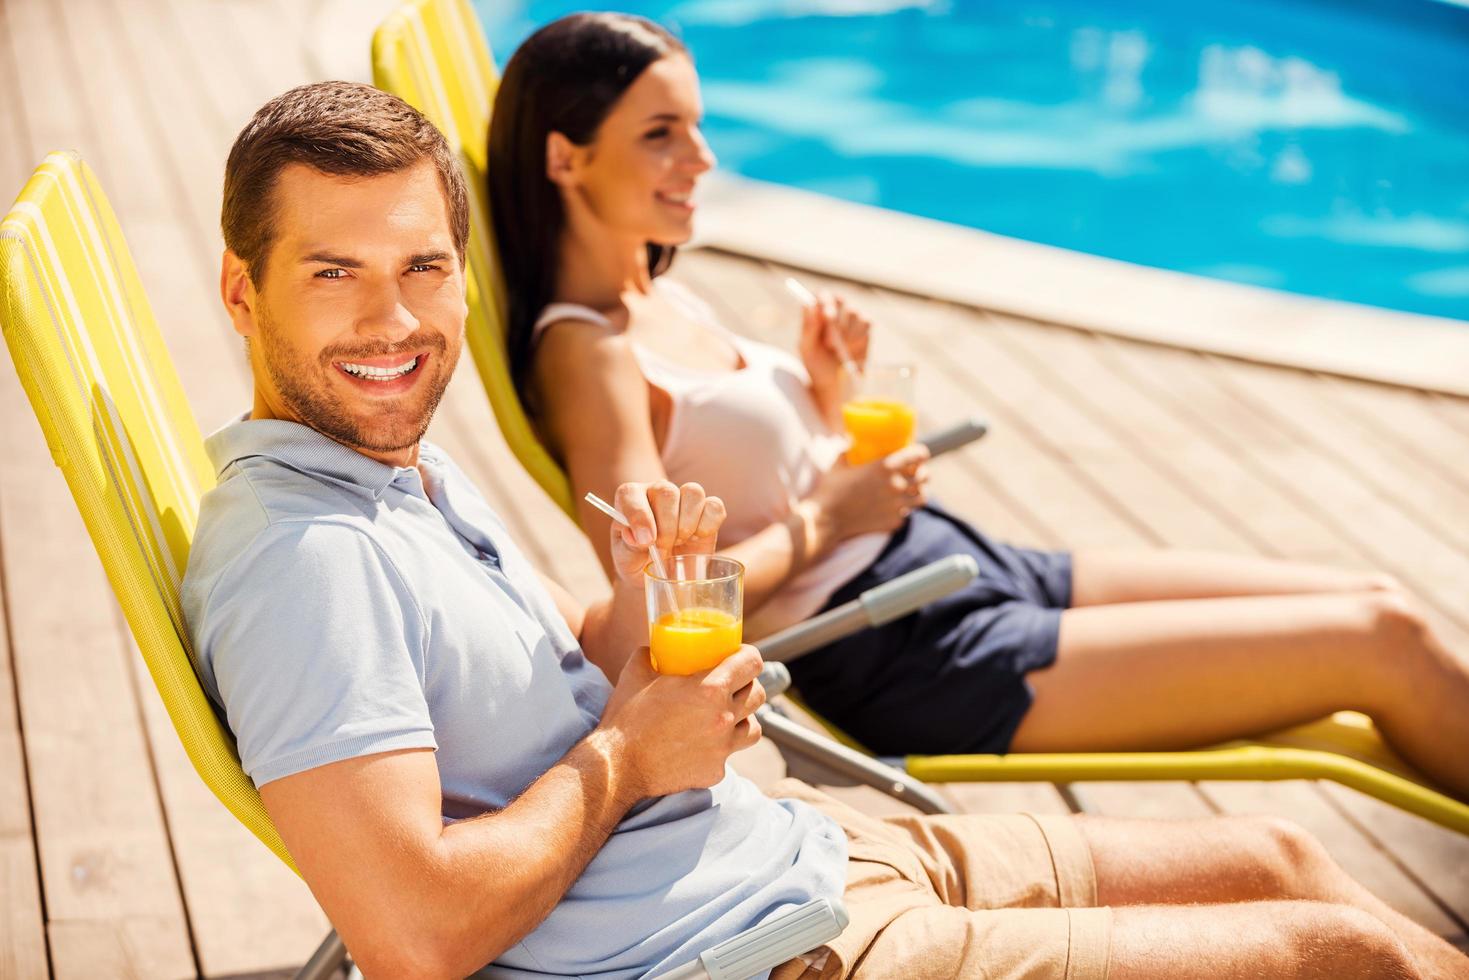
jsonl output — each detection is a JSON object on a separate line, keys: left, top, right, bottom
{"left": 693, "top": 173, "right": 1469, "bottom": 398}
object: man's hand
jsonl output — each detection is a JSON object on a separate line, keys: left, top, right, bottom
{"left": 598, "top": 643, "right": 766, "bottom": 798}
{"left": 609, "top": 480, "right": 727, "bottom": 582}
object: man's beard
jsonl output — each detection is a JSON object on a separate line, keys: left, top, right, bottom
{"left": 255, "top": 305, "right": 455, "bottom": 455}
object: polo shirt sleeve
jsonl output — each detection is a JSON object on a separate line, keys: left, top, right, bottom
{"left": 198, "top": 519, "right": 437, "bottom": 787}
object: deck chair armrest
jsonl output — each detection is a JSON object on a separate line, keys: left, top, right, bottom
{"left": 653, "top": 898, "right": 849, "bottom": 980}
{"left": 756, "top": 554, "right": 979, "bottom": 663}
{"left": 919, "top": 416, "right": 989, "bottom": 457}
{"left": 758, "top": 662, "right": 792, "bottom": 698}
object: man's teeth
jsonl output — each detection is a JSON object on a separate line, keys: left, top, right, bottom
{"left": 341, "top": 356, "right": 419, "bottom": 380}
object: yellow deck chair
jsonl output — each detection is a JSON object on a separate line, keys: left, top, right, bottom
{"left": 0, "top": 151, "right": 350, "bottom": 979}
{"left": 369, "top": 0, "right": 1469, "bottom": 836}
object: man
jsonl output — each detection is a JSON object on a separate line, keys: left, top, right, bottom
{"left": 184, "top": 81, "right": 1465, "bottom": 980}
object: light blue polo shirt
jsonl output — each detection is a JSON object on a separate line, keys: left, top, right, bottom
{"left": 182, "top": 418, "right": 846, "bottom": 979}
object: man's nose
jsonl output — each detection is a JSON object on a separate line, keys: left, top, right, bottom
{"left": 357, "top": 280, "right": 421, "bottom": 342}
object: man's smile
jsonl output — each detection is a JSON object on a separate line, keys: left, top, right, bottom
{"left": 332, "top": 351, "right": 430, "bottom": 396}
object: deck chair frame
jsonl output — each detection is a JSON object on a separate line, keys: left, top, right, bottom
{"left": 368, "top": 0, "right": 1469, "bottom": 838}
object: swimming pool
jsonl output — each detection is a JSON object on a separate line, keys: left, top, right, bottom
{"left": 475, "top": 0, "right": 1469, "bottom": 321}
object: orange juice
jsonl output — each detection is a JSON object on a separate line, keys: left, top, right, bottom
{"left": 649, "top": 607, "right": 743, "bottom": 675}
{"left": 842, "top": 398, "right": 917, "bottom": 465}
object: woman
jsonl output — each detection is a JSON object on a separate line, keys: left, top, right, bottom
{"left": 487, "top": 12, "right": 1469, "bottom": 798}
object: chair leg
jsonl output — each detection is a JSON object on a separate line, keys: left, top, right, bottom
{"left": 760, "top": 706, "right": 956, "bottom": 815}
{"left": 294, "top": 929, "right": 349, "bottom": 980}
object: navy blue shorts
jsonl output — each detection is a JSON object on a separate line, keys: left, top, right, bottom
{"left": 785, "top": 504, "right": 1071, "bottom": 756}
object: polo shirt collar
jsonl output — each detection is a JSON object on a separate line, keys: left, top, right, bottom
{"left": 205, "top": 415, "right": 425, "bottom": 500}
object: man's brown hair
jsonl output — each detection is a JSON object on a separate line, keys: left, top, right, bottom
{"left": 222, "top": 81, "right": 470, "bottom": 284}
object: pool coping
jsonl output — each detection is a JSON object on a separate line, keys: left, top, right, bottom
{"left": 691, "top": 172, "right": 1469, "bottom": 397}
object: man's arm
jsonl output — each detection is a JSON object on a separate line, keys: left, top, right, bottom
{"left": 259, "top": 646, "right": 765, "bottom": 980}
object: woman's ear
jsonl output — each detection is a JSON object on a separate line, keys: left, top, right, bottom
{"left": 546, "top": 131, "right": 579, "bottom": 188}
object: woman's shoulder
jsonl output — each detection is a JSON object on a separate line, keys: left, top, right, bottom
{"left": 532, "top": 306, "right": 641, "bottom": 388}
{"left": 532, "top": 300, "right": 624, "bottom": 343}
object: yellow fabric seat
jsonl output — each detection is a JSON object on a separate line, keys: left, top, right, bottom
{"left": 0, "top": 151, "right": 297, "bottom": 872}
{"left": 369, "top": 0, "right": 1469, "bottom": 836}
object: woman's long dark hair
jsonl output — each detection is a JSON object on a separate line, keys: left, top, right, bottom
{"left": 488, "top": 12, "right": 688, "bottom": 400}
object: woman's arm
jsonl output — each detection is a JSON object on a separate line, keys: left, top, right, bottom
{"left": 533, "top": 320, "right": 835, "bottom": 613}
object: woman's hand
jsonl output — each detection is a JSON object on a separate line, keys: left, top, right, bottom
{"left": 798, "top": 290, "right": 873, "bottom": 425}
{"left": 801, "top": 443, "right": 930, "bottom": 553}
{"left": 609, "top": 481, "right": 727, "bottom": 582}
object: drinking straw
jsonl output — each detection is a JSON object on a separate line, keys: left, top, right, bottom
{"left": 584, "top": 491, "right": 680, "bottom": 612}
{"left": 784, "top": 276, "right": 860, "bottom": 380}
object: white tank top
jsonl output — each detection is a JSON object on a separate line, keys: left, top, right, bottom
{"left": 533, "top": 280, "right": 886, "bottom": 636}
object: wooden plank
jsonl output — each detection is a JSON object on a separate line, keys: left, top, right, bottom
{"left": 98, "top": 0, "right": 229, "bottom": 264}
{"left": 869, "top": 291, "right": 1268, "bottom": 556}
{"left": 0, "top": 3, "right": 51, "bottom": 975}
{"left": 1068, "top": 782, "right": 1216, "bottom": 819}
{"left": 52, "top": 0, "right": 250, "bottom": 420}
{"left": 0, "top": 1, "right": 32, "bottom": 193}
{"left": 1317, "top": 378, "right": 1469, "bottom": 505}
{"left": 1099, "top": 337, "right": 1469, "bottom": 641}
{"left": 978, "top": 318, "right": 1366, "bottom": 565}
{"left": 2, "top": 1, "right": 198, "bottom": 976}
{"left": 0, "top": 541, "right": 48, "bottom": 980}
{"left": 1210, "top": 360, "right": 1469, "bottom": 563}
{"left": 1426, "top": 391, "right": 1469, "bottom": 439}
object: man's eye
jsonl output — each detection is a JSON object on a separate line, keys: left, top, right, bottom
{"left": 409, "top": 264, "right": 441, "bottom": 274}
{"left": 316, "top": 268, "right": 347, "bottom": 280}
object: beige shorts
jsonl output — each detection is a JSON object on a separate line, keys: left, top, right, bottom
{"left": 768, "top": 779, "right": 1112, "bottom": 980}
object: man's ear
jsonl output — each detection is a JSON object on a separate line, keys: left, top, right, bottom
{"left": 220, "top": 249, "right": 259, "bottom": 339}
{"left": 545, "top": 131, "right": 580, "bottom": 188}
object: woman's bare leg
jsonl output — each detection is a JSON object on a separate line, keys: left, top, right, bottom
{"left": 1077, "top": 814, "right": 1468, "bottom": 976}
{"left": 1009, "top": 590, "right": 1469, "bottom": 797}
{"left": 1070, "top": 549, "right": 1396, "bottom": 606}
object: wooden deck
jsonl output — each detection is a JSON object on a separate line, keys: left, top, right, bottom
{"left": 0, "top": 0, "right": 1466, "bottom": 976}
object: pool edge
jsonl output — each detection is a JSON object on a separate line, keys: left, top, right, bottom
{"left": 691, "top": 173, "right": 1469, "bottom": 397}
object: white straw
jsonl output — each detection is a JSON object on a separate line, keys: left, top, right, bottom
{"left": 584, "top": 492, "right": 679, "bottom": 611}
{"left": 784, "top": 276, "right": 860, "bottom": 380}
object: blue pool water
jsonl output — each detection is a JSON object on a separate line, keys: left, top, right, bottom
{"left": 476, "top": 0, "right": 1469, "bottom": 321}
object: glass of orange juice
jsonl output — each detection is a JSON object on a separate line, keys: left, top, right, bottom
{"left": 842, "top": 363, "right": 916, "bottom": 465}
{"left": 645, "top": 555, "right": 745, "bottom": 675}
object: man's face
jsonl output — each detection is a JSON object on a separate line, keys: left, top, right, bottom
{"left": 227, "top": 160, "right": 467, "bottom": 463}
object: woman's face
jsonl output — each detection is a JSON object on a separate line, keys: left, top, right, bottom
{"left": 558, "top": 53, "right": 716, "bottom": 245}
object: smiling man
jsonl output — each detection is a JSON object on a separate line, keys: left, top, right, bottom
{"left": 193, "top": 82, "right": 840, "bottom": 979}
{"left": 181, "top": 81, "right": 1467, "bottom": 980}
